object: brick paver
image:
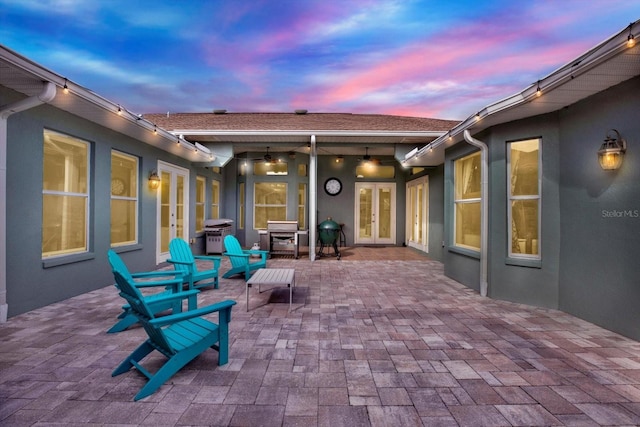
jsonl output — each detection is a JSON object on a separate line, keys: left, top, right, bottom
{"left": 2, "top": 248, "right": 640, "bottom": 426}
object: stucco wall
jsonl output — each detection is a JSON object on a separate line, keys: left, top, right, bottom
{"left": 443, "top": 143, "right": 481, "bottom": 292}
{"left": 4, "top": 91, "right": 219, "bottom": 317}
{"left": 485, "top": 115, "right": 562, "bottom": 309}
{"left": 230, "top": 152, "right": 408, "bottom": 250}
{"left": 558, "top": 75, "right": 640, "bottom": 340}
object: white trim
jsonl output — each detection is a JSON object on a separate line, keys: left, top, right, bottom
{"left": 156, "top": 161, "right": 190, "bottom": 264}
{"left": 406, "top": 176, "right": 429, "bottom": 253}
{"left": 507, "top": 138, "right": 542, "bottom": 260}
{"left": 354, "top": 182, "right": 396, "bottom": 245}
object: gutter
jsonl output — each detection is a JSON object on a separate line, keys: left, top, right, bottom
{"left": 406, "top": 19, "right": 639, "bottom": 165}
{"left": 0, "top": 81, "right": 57, "bottom": 322}
{"left": 463, "top": 130, "right": 489, "bottom": 297}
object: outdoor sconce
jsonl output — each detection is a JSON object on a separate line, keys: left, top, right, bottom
{"left": 598, "top": 129, "right": 627, "bottom": 170}
{"left": 148, "top": 170, "right": 161, "bottom": 190}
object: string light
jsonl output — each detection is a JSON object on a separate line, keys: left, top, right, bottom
{"left": 62, "top": 78, "right": 69, "bottom": 94}
{"left": 627, "top": 23, "right": 636, "bottom": 47}
{"left": 117, "top": 105, "right": 122, "bottom": 115}
{"left": 153, "top": 125, "right": 157, "bottom": 134}
{"left": 536, "top": 81, "right": 542, "bottom": 97}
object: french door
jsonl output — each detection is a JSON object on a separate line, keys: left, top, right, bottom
{"left": 354, "top": 182, "right": 396, "bottom": 245}
{"left": 406, "top": 176, "right": 428, "bottom": 252}
{"left": 156, "top": 161, "right": 189, "bottom": 263}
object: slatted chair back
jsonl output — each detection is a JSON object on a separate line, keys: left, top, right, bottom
{"left": 108, "top": 250, "right": 134, "bottom": 282}
{"left": 168, "top": 238, "right": 221, "bottom": 289}
{"left": 112, "top": 270, "right": 175, "bottom": 355}
{"left": 223, "top": 235, "right": 245, "bottom": 269}
{"left": 222, "top": 235, "right": 268, "bottom": 280}
{"left": 168, "top": 238, "right": 196, "bottom": 276}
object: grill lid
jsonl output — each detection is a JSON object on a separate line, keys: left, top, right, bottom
{"left": 204, "top": 218, "right": 233, "bottom": 228}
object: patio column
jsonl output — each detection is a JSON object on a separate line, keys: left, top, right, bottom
{"left": 309, "top": 135, "right": 317, "bottom": 261}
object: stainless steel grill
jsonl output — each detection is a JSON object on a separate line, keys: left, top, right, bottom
{"left": 204, "top": 219, "right": 233, "bottom": 254}
{"left": 267, "top": 220, "right": 300, "bottom": 259}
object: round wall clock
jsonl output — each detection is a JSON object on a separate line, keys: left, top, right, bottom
{"left": 324, "top": 177, "right": 342, "bottom": 196}
{"left": 111, "top": 178, "right": 126, "bottom": 196}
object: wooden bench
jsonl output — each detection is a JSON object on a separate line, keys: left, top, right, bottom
{"left": 246, "top": 268, "right": 296, "bottom": 311}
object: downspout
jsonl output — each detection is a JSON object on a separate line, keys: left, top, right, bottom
{"left": 463, "top": 130, "right": 489, "bottom": 297}
{"left": 0, "top": 81, "right": 57, "bottom": 322}
{"left": 308, "top": 135, "right": 317, "bottom": 261}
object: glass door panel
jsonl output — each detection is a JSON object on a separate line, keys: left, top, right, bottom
{"left": 156, "top": 162, "right": 189, "bottom": 263}
{"left": 406, "top": 177, "right": 428, "bottom": 252}
{"left": 355, "top": 183, "right": 395, "bottom": 245}
{"left": 358, "top": 187, "right": 373, "bottom": 240}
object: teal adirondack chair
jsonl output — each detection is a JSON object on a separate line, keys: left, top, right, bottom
{"left": 222, "top": 235, "right": 268, "bottom": 280}
{"left": 111, "top": 269, "right": 236, "bottom": 401}
{"left": 167, "top": 238, "right": 221, "bottom": 289}
{"left": 107, "top": 250, "right": 187, "bottom": 333}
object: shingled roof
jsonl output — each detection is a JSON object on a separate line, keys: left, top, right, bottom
{"left": 143, "top": 112, "right": 460, "bottom": 133}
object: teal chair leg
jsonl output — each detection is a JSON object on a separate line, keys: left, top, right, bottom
{"left": 133, "top": 337, "right": 216, "bottom": 401}
{"left": 107, "top": 313, "right": 138, "bottom": 334}
{"left": 112, "top": 341, "right": 154, "bottom": 376}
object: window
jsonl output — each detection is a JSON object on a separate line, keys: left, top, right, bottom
{"left": 195, "top": 176, "right": 205, "bottom": 232}
{"left": 42, "top": 130, "right": 89, "bottom": 258}
{"left": 454, "top": 151, "right": 481, "bottom": 250}
{"left": 508, "top": 139, "right": 541, "bottom": 258}
{"left": 356, "top": 164, "right": 395, "bottom": 178}
{"left": 254, "top": 182, "right": 287, "bottom": 229}
{"left": 110, "top": 150, "right": 138, "bottom": 247}
{"left": 211, "top": 180, "right": 220, "bottom": 219}
{"left": 254, "top": 161, "right": 288, "bottom": 175}
{"left": 297, "top": 183, "right": 306, "bottom": 229}
{"left": 238, "top": 182, "right": 245, "bottom": 229}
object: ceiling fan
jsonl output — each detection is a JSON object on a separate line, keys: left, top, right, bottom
{"left": 234, "top": 146, "right": 280, "bottom": 164}
{"left": 357, "top": 147, "right": 394, "bottom": 166}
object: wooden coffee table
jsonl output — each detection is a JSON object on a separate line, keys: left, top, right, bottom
{"left": 245, "top": 268, "right": 296, "bottom": 311}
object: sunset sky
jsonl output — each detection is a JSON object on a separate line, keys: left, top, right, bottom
{"left": 2, "top": 0, "right": 639, "bottom": 120}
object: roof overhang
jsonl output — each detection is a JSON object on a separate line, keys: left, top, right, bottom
{"left": 0, "top": 45, "right": 214, "bottom": 163}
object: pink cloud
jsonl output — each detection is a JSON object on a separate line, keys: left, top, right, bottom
{"left": 291, "top": 13, "right": 602, "bottom": 116}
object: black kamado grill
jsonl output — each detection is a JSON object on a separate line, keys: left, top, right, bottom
{"left": 317, "top": 217, "right": 341, "bottom": 260}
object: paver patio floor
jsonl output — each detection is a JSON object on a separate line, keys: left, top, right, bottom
{"left": 2, "top": 247, "right": 640, "bottom": 426}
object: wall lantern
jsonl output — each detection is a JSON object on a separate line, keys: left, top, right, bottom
{"left": 148, "top": 170, "right": 161, "bottom": 190}
{"left": 598, "top": 129, "right": 627, "bottom": 170}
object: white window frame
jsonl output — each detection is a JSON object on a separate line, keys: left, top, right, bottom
{"left": 297, "top": 183, "right": 306, "bottom": 230}
{"left": 211, "top": 179, "right": 220, "bottom": 220}
{"left": 42, "top": 130, "right": 90, "bottom": 258}
{"left": 195, "top": 176, "right": 206, "bottom": 233}
{"left": 238, "top": 182, "right": 245, "bottom": 229}
{"left": 110, "top": 150, "right": 139, "bottom": 247}
{"left": 253, "top": 182, "right": 288, "bottom": 230}
{"left": 507, "top": 138, "right": 541, "bottom": 259}
{"left": 453, "top": 151, "right": 481, "bottom": 251}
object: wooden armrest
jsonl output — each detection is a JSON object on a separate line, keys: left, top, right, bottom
{"left": 223, "top": 252, "right": 250, "bottom": 259}
{"left": 166, "top": 258, "right": 192, "bottom": 266}
{"left": 193, "top": 255, "right": 221, "bottom": 268}
{"left": 131, "top": 270, "right": 185, "bottom": 279}
{"left": 131, "top": 276, "right": 185, "bottom": 291}
{"left": 150, "top": 299, "right": 237, "bottom": 326}
{"left": 128, "top": 289, "right": 200, "bottom": 306}
{"left": 246, "top": 250, "right": 269, "bottom": 255}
